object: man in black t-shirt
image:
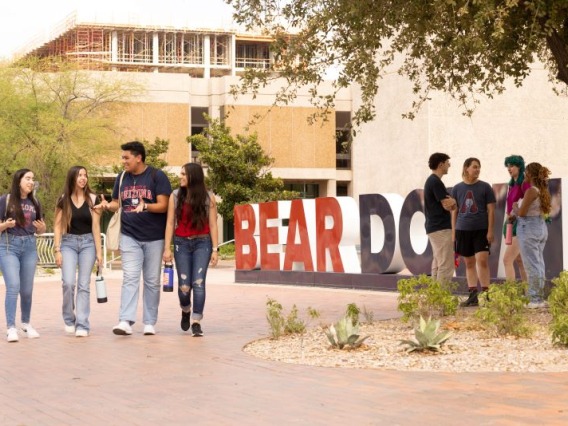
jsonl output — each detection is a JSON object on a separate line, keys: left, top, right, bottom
{"left": 424, "top": 153, "right": 456, "bottom": 283}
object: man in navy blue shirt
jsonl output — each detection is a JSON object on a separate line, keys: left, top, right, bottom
{"left": 98, "top": 141, "right": 172, "bottom": 336}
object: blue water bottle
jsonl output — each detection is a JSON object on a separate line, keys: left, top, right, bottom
{"left": 163, "top": 262, "right": 174, "bottom": 292}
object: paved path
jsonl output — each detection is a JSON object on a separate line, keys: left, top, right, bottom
{"left": 1, "top": 262, "right": 567, "bottom": 425}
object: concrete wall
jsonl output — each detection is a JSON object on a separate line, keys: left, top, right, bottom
{"left": 352, "top": 63, "right": 568, "bottom": 198}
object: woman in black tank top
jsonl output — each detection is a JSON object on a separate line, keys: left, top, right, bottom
{"left": 53, "top": 166, "right": 102, "bottom": 337}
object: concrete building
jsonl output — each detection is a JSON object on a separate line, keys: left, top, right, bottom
{"left": 17, "top": 10, "right": 353, "bottom": 206}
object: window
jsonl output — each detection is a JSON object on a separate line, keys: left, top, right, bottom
{"left": 336, "top": 183, "right": 349, "bottom": 196}
{"left": 191, "top": 107, "right": 208, "bottom": 161}
{"left": 336, "top": 111, "right": 351, "bottom": 169}
{"left": 284, "top": 183, "right": 319, "bottom": 199}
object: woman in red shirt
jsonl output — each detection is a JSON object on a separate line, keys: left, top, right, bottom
{"left": 163, "top": 163, "right": 219, "bottom": 336}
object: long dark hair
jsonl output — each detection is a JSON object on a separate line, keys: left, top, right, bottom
{"left": 7, "top": 168, "right": 41, "bottom": 226}
{"left": 176, "top": 163, "right": 209, "bottom": 230}
{"left": 56, "top": 166, "right": 96, "bottom": 233}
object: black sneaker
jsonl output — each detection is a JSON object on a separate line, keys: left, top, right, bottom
{"left": 460, "top": 289, "right": 479, "bottom": 307}
{"left": 181, "top": 312, "right": 190, "bottom": 331}
{"left": 191, "top": 322, "right": 203, "bottom": 337}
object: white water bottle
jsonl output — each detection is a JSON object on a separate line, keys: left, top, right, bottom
{"left": 95, "top": 267, "right": 108, "bottom": 303}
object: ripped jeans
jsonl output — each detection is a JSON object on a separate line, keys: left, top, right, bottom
{"left": 173, "top": 235, "right": 212, "bottom": 321}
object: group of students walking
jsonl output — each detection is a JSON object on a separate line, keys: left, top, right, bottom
{"left": 0, "top": 141, "right": 218, "bottom": 342}
{"left": 424, "top": 153, "right": 551, "bottom": 308}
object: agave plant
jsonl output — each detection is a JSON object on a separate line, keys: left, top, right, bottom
{"left": 400, "top": 316, "right": 452, "bottom": 353}
{"left": 325, "top": 315, "right": 369, "bottom": 349}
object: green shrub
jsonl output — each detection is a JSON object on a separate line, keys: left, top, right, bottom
{"left": 284, "top": 305, "right": 306, "bottom": 334}
{"left": 549, "top": 271, "right": 568, "bottom": 346}
{"left": 399, "top": 316, "right": 452, "bottom": 353}
{"left": 397, "top": 274, "right": 459, "bottom": 323}
{"left": 475, "top": 281, "right": 532, "bottom": 337}
{"left": 345, "top": 303, "right": 361, "bottom": 326}
{"left": 265, "top": 297, "right": 320, "bottom": 339}
{"left": 361, "top": 305, "right": 375, "bottom": 324}
{"left": 324, "top": 315, "right": 369, "bottom": 350}
{"left": 266, "top": 298, "right": 285, "bottom": 339}
{"left": 219, "top": 242, "right": 235, "bottom": 259}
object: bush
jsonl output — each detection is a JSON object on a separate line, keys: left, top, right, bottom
{"left": 284, "top": 305, "right": 306, "bottom": 334}
{"left": 345, "top": 303, "right": 361, "bottom": 326}
{"left": 397, "top": 274, "right": 459, "bottom": 323}
{"left": 265, "top": 297, "right": 320, "bottom": 339}
{"left": 219, "top": 242, "right": 235, "bottom": 259}
{"left": 266, "top": 298, "right": 286, "bottom": 339}
{"left": 549, "top": 271, "right": 568, "bottom": 346}
{"left": 475, "top": 281, "right": 532, "bottom": 337}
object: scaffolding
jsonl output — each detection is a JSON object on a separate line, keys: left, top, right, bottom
{"left": 19, "top": 21, "right": 272, "bottom": 76}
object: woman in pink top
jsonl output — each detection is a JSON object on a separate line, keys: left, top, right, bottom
{"left": 503, "top": 155, "right": 530, "bottom": 281}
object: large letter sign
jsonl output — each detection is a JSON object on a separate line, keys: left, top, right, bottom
{"left": 283, "top": 199, "right": 314, "bottom": 271}
{"left": 234, "top": 203, "right": 258, "bottom": 270}
{"left": 234, "top": 178, "right": 566, "bottom": 283}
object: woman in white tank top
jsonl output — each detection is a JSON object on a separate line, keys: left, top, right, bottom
{"left": 513, "top": 163, "right": 551, "bottom": 308}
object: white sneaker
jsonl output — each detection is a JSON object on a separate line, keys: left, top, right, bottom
{"left": 112, "top": 321, "right": 132, "bottom": 335}
{"left": 527, "top": 302, "right": 546, "bottom": 309}
{"left": 143, "top": 324, "right": 156, "bottom": 335}
{"left": 6, "top": 327, "right": 19, "bottom": 343}
{"left": 64, "top": 324, "right": 76, "bottom": 334}
{"left": 75, "top": 329, "right": 89, "bottom": 337}
{"left": 21, "top": 323, "right": 40, "bottom": 339}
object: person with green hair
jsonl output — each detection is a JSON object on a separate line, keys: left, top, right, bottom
{"left": 503, "top": 155, "right": 530, "bottom": 282}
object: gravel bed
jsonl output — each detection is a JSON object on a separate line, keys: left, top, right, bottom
{"left": 243, "top": 308, "right": 568, "bottom": 372}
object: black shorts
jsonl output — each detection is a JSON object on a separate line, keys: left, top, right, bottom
{"left": 455, "top": 229, "right": 490, "bottom": 257}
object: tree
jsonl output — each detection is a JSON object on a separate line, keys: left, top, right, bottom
{"left": 227, "top": 0, "right": 568, "bottom": 123}
{"left": 189, "top": 118, "right": 299, "bottom": 221}
{"left": 0, "top": 58, "right": 141, "bottom": 226}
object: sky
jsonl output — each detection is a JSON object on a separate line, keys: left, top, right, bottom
{"left": 0, "top": 0, "right": 234, "bottom": 59}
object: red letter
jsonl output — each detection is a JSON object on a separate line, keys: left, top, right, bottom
{"left": 259, "top": 201, "right": 280, "bottom": 270}
{"left": 234, "top": 204, "right": 258, "bottom": 270}
{"left": 316, "top": 198, "right": 344, "bottom": 272}
{"left": 283, "top": 199, "right": 314, "bottom": 271}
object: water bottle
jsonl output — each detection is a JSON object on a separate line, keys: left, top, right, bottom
{"left": 505, "top": 223, "right": 513, "bottom": 245}
{"left": 163, "top": 262, "right": 174, "bottom": 292}
{"left": 95, "top": 267, "right": 108, "bottom": 303}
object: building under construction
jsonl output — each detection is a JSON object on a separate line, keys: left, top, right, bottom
{"left": 19, "top": 12, "right": 272, "bottom": 77}
{"left": 15, "top": 10, "right": 353, "bottom": 233}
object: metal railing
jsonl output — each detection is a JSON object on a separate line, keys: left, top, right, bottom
{"left": 36, "top": 235, "right": 232, "bottom": 269}
{"left": 36, "top": 233, "right": 117, "bottom": 270}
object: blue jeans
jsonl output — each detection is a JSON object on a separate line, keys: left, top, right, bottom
{"left": 61, "top": 233, "right": 96, "bottom": 332}
{"left": 0, "top": 234, "right": 38, "bottom": 328}
{"left": 173, "top": 235, "right": 212, "bottom": 321}
{"left": 119, "top": 234, "right": 164, "bottom": 325}
{"left": 517, "top": 216, "right": 548, "bottom": 303}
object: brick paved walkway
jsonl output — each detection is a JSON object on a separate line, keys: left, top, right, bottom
{"left": 1, "top": 261, "right": 567, "bottom": 425}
